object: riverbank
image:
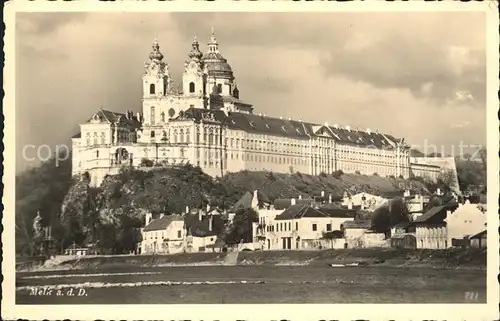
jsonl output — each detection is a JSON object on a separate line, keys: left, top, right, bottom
{"left": 17, "top": 247, "right": 486, "bottom": 272}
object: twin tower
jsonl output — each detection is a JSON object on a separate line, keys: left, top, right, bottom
{"left": 141, "top": 28, "right": 243, "bottom": 123}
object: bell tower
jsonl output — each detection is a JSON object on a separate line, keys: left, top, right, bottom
{"left": 142, "top": 40, "right": 170, "bottom": 100}
{"left": 182, "top": 35, "right": 207, "bottom": 109}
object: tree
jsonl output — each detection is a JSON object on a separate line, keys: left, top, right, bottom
{"left": 224, "top": 208, "right": 258, "bottom": 245}
{"left": 371, "top": 197, "right": 410, "bottom": 233}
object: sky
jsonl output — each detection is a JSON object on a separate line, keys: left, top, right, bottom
{"left": 16, "top": 12, "right": 487, "bottom": 173}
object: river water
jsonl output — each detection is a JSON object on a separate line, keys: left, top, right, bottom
{"left": 16, "top": 265, "right": 486, "bottom": 304}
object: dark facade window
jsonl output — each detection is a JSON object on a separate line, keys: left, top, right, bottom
{"left": 217, "top": 84, "right": 222, "bottom": 94}
{"left": 189, "top": 82, "right": 195, "bottom": 93}
{"left": 326, "top": 224, "right": 332, "bottom": 232}
{"left": 151, "top": 131, "right": 155, "bottom": 138}
{"left": 149, "top": 83, "right": 155, "bottom": 94}
{"left": 312, "top": 224, "right": 317, "bottom": 231}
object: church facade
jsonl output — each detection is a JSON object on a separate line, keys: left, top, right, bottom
{"left": 72, "top": 29, "right": 426, "bottom": 187}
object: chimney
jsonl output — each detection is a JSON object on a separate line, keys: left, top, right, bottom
{"left": 252, "top": 190, "right": 259, "bottom": 209}
{"left": 328, "top": 193, "right": 332, "bottom": 203}
{"left": 145, "top": 213, "right": 153, "bottom": 226}
{"left": 321, "top": 191, "right": 325, "bottom": 197}
{"left": 209, "top": 215, "right": 213, "bottom": 232}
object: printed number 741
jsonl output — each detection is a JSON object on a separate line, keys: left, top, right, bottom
{"left": 465, "top": 292, "right": 479, "bottom": 301}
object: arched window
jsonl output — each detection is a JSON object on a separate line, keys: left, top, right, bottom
{"left": 149, "top": 83, "right": 155, "bottom": 94}
{"left": 174, "top": 129, "right": 178, "bottom": 143}
{"left": 186, "top": 130, "right": 190, "bottom": 143}
{"left": 217, "top": 84, "right": 222, "bottom": 94}
{"left": 161, "top": 112, "right": 165, "bottom": 122}
{"left": 189, "top": 82, "right": 195, "bottom": 93}
{"left": 96, "top": 150, "right": 99, "bottom": 158}
{"left": 180, "top": 129, "right": 184, "bottom": 143}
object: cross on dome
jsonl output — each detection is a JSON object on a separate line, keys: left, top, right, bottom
{"left": 208, "top": 26, "right": 219, "bottom": 53}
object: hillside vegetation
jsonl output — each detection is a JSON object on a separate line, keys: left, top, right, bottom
{"left": 18, "top": 152, "right": 482, "bottom": 256}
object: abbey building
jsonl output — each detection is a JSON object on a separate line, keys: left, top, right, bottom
{"left": 71, "top": 28, "right": 435, "bottom": 187}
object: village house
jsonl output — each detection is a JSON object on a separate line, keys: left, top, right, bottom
{"left": 342, "top": 192, "right": 388, "bottom": 212}
{"left": 444, "top": 200, "right": 487, "bottom": 247}
{"left": 184, "top": 210, "right": 225, "bottom": 252}
{"left": 140, "top": 213, "right": 186, "bottom": 254}
{"left": 342, "top": 220, "right": 389, "bottom": 248}
{"left": 262, "top": 204, "right": 355, "bottom": 250}
{"left": 412, "top": 205, "right": 453, "bottom": 249}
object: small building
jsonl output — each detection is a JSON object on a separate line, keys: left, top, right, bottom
{"left": 342, "top": 192, "right": 387, "bottom": 212}
{"left": 184, "top": 213, "right": 225, "bottom": 253}
{"left": 342, "top": 220, "right": 372, "bottom": 248}
{"left": 469, "top": 230, "right": 486, "bottom": 248}
{"left": 140, "top": 213, "right": 186, "bottom": 254}
{"left": 413, "top": 204, "right": 457, "bottom": 249}
{"left": 444, "top": 200, "right": 487, "bottom": 247}
{"left": 263, "top": 205, "right": 355, "bottom": 250}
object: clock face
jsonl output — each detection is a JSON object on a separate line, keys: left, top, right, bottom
{"left": 168, "top": 108, "right": 176, "bottom": 117}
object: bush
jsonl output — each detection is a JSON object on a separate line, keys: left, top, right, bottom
{"left": 388, "top": 175, "right": 395, "bottom": 179}
{"left": 332, "top": 170, "right": 344, "bottom": 179}
{"left": 398, "top": 175, "right": 404, "bottom": 179}
{"left": 373, "top": 172, "right": 379, "bottom": 176}
{"left": 355, "top": 170, "right": 361, "bottom": 175}
{"left": 319, "top": 171, "right": 327, "bottom": 178}
{"left": 140, "top": 158, "right": 154, "bottom": 167}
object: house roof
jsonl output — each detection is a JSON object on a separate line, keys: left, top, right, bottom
{"left": 274, "top": 198, "right": 313, "bottom": 210}
{"left": 184, "top": 214, "right": 225, "bottom": 237}
{"left": 380, "top": 190, "right": 405, "bottom": 199}
{"left": 469, "top": 230, "right": 486, "bottom": 239}
{"left": 173, "top": 107, "right": 402, "bottom": 146}
{"left": 413, "top": 205, "right": 455, "bottom": 224}
{"left": 316, "top": 207, "right": 357, "bottom": 218}
{"left": 72, "top": 132, "right": 82, "bottom": 138}
{"left": 229, "top": 191, "right": 253, "bottom": 212}
{"left": 275, "top": 205, "right": 329, "bottom": 220}
{"left": 342, "top": 220, "right": 372, "bottom": 229}
{"left": 86, "top": 109, "right": 142, "bottom": 129}
{"left": 143, "top": 214, "right": 183, "bottom": 232}
{"left": 275, "top": 205, "right": 356, "bottom": 221}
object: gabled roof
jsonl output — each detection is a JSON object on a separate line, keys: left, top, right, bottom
{"left": 275, "top": 205, "right": 330, "bottom": 220}
{"left": 274, "top": 198, "right": 313, "bottom": 210}
{"left": 184, "top": 214, "right": 225, "bottom": 237}
{"left": 317, "top": 207, "right": 357, "bottom": 218}
{"left": 230, "top": 191, "right": 254, "bottom": 212}
{"left": 469, "top": 230, "right": 486, "bottom": 239}
{"left": 143, "top": 214, "right": 183, "bottom": 232}
{"left": 86, "top": 109, "right": 142, "bottom": 129}
{"left": 413, "top": 205, "right": 451, "bottom": 224}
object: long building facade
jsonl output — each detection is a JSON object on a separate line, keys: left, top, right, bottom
{"left": 72, "top": 29, "right": 419, "bottom": 187}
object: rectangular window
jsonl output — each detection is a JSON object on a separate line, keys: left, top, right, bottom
{"left": 150, "top": 106, "right": 155, "bottom": 124}
{"left": 177, "top": 230, "right": 181, "bottom": 238}
{"left": 295, "top": 222, "right": 298, "bottom": 230}
{"left": 151, "top": 131, "right": 155, "bottom": 138}
{"left": 312, "top": 224, "right": 317, "bottom": 231}
{"left": 326, "top": 224, "right": 332, "bottom": 232}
